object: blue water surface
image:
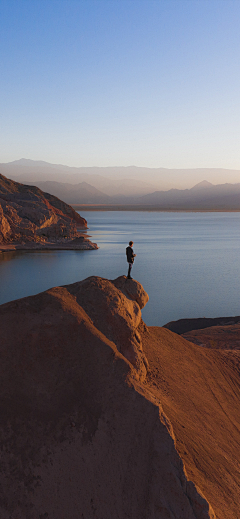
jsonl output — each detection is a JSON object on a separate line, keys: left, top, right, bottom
{"left": 0, "top": 211, "right": 240, "bottom": 326}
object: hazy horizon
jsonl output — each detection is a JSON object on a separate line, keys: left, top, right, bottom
{"left": 1, "top": 158, "right": 240, "bottom": 191}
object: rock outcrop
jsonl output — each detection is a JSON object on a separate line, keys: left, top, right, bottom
{"left": 163, "top": 315, "right": 240, "bottom": 335}
{"left": 66, "top": 276, "right": 149, "bottom": 380}
{"left": 0, "top": 276, "right": 215, "bottom": 519}
{"left": 0, "top": 173, "right": 97, "bottom": 250}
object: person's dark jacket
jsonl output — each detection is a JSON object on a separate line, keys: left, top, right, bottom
{"left": 126, "top": 246, "right": 135, "bottom": 264}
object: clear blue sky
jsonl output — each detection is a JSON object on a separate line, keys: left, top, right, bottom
{"left": 1, "top": 0, "right": 240, "bottom": 171}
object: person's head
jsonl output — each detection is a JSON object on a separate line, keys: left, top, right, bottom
{"left": 129, "top": 241, "right": 133, "bottom": 246}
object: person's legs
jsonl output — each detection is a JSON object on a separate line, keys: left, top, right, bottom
{"left": 127, "top": 263, "right": 132, "bottom": 279}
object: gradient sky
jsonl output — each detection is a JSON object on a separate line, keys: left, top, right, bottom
{"left": 1, "top": 0, "right": 240, "bottom": 172}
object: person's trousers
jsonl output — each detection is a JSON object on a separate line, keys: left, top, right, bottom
{"left": 127, "top": 263, "right": 133, "bottom": 278}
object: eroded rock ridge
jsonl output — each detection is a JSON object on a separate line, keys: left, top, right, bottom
{"left": 0, "top": 173, "right": 97, "bottom": 249}
{"left": 0, "top": 276, "right": 216, "bottom": 519}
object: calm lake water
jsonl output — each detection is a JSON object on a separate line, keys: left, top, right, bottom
{"left": 0, "top": 212, "right": 240, "bottom": 326}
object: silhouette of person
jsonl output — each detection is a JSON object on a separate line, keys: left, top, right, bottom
{"left": 126, "top": 241, "right": 136, "bottom": 279}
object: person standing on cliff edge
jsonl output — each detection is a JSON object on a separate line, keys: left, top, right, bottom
{"left": 126, "top": 241, "right": 136, "bottom": 279}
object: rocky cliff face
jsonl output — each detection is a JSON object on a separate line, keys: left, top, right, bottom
{"left": 0, "top": 174, "right": 95, "bottom": 248}
{"left": 0, "top": 276, "right": 216, "bottom": 519}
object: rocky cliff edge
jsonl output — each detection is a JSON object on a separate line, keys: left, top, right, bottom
{"left": 0, "top": 275, "right": 215, "bottom": 519}
{"left": 0, "top": 173, "right": 97, "bottom": 250}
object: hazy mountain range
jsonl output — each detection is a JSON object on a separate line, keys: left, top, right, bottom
{"left": 0, "top": 159, "right": 160, "bottom": 196}
{"left": 139, "top": 180, "right": 240, "bottom": 210}
{"left": 1, "top": 159, "right": 240, "bottom": 209}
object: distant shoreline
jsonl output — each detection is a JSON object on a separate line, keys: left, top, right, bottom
{"left": 72, "top": 204, "right": 240, "bottom": 212}
{"left": 0, "top": 236, "right": 98, "bottom": 253}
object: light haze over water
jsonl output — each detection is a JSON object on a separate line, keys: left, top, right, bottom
{"left": 0, "top": 212, "right": 240, "bottom": 326}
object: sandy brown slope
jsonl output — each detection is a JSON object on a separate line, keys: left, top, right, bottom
{"left": 142, "top": 326, "right": 240, "bottom": 519}
{"left": 182, "top": 323, "right": 240, "bottom": 350}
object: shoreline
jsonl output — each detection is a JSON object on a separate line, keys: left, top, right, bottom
{"left": 0, "top": 236, "right": 98, "bottom": 253}
{"left": 72, "top": 204, "right": 240, "bottom": 212}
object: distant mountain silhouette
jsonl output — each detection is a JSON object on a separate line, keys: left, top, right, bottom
{"left": 1, "top": 159, "right": 240, "bottom": 209}
{"left": 138, "top": 182, "right": 240, "bottom": 210}
{"left": 2, "top": 158, "right": 240, "bottom": 192}
{"left": 25, "top": 180, "right": 112, "bottom": 204}
{"left": 190, "top": 180, "right": 213, "bottom": 190}
{"left": 0, "top": 160, "right": 156, "bottom": 197}
{"left": 20, "top": 179, "right": 240, "bottom": 209}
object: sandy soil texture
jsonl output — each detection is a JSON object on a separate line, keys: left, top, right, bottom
{"left": 143, "top": 325, "right": 240, "bottom": 519}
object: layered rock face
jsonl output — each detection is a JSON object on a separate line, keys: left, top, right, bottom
{"left": 0, "top": 276, "right": 215, "bottom": 519}
{"left": 0, "top": 173, "right": 96, "bottom": 249}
